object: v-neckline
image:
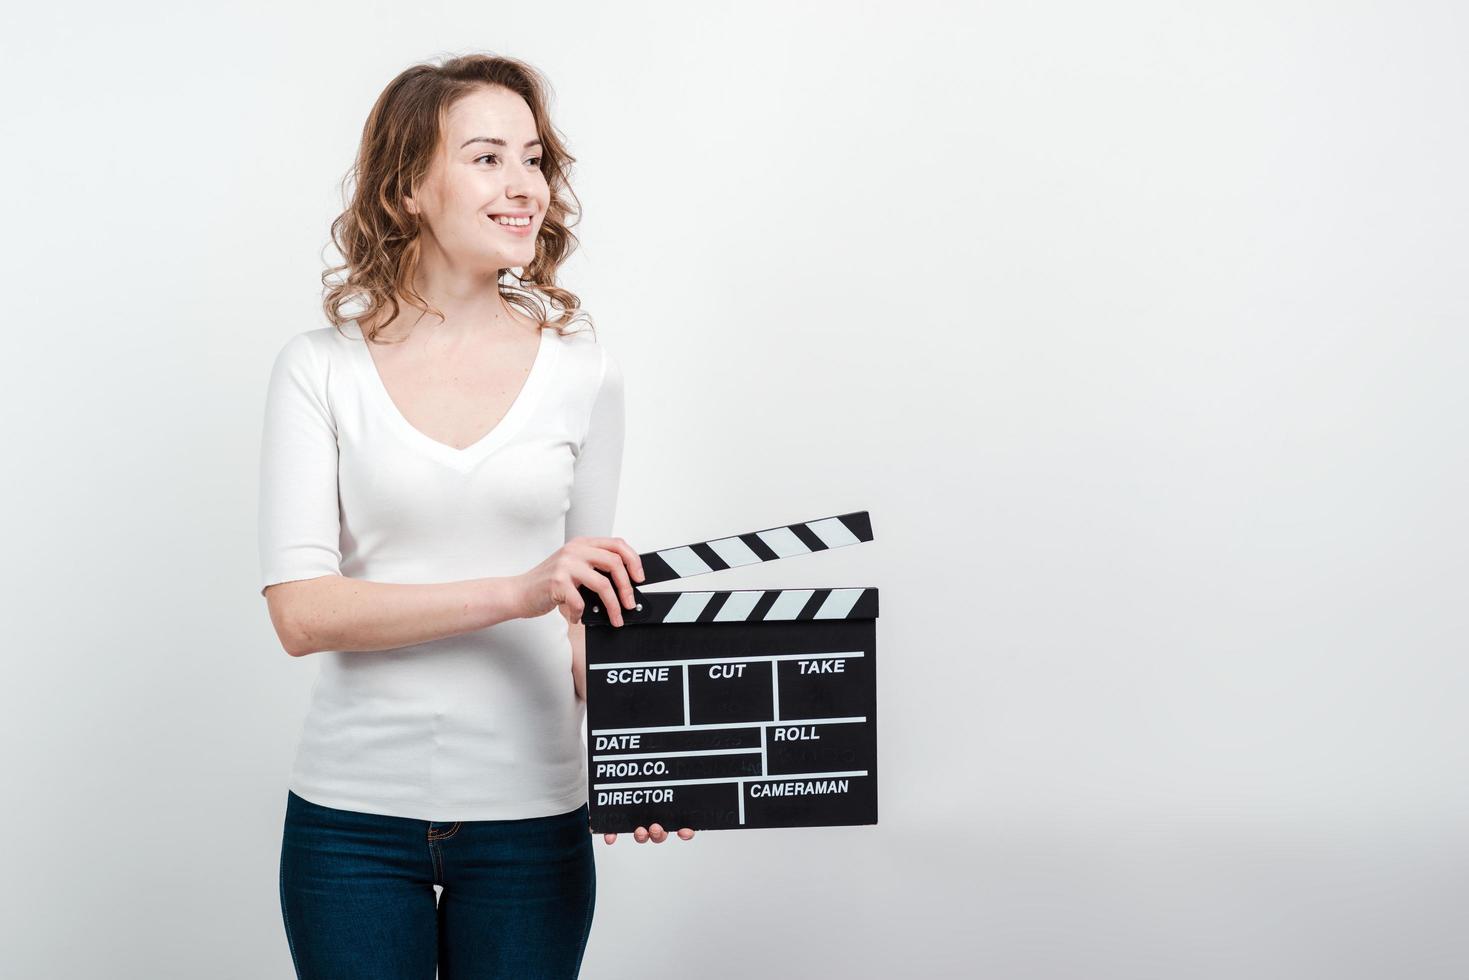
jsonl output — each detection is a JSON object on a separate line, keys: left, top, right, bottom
{"left": 346, "top": 318, "right": 559, "bottom": 472}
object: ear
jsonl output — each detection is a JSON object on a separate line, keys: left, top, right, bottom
{"left": 401, "top": 173, "right": 422, "bottom": 216}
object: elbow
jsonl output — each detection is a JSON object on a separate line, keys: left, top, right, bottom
{"left": 280, "top": 628, "right": 311, "bottom": 658}
{"left": 273, "top": 611, "right": 312, "bottom": 658}
{"left": 263, "top": 582, "right": 316, "bottom": 657}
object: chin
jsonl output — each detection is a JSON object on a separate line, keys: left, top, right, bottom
{"left": 486, "top": 248, "right": 532, "bottom": 268}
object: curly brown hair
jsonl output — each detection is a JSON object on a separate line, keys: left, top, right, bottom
{"left": 322, "top": 53, "right": 592, "bottom": 342}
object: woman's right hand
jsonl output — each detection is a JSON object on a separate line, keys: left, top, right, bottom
{"left": 514, "top": 537, "right": 645, "bottom": 627}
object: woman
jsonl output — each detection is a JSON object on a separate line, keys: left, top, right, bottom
{"left": 259, "top": 53, "right": 694, "bottom": 979}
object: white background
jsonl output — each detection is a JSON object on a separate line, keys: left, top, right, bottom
{"left": 3, "top": 2, "right": 1466, "bottom": 977}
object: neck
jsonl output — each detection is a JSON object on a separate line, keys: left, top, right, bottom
{"left": 368, "top": 266, "right": 529, "bottom": 343}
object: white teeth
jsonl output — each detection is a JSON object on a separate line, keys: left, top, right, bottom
{"left": 491, "top": 215, "right": 530, "bottom": 226}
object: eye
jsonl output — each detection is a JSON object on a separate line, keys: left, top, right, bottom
{"left": 475, "top": 154, "right": 544, "bottom": 169}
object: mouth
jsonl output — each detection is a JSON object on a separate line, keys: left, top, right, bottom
{"left": 486, "top": 212, "right": 536, "bottom": 236}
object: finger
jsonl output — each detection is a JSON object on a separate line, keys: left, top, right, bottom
{"left": 677, "top": 828, "right": 695, "bottom": 840}
{"left": 553, "top": 583, "right": 585, "bottom": 625}
{"left": 612, "top": 537, "right": 646, "bottom": 584}
{"left": 603, "top": 833, "right": 617, "bottom": 844}
{"left": 619, "top": 537, "right": 643, "bottom": 581}
{"left": 634, "top": 826, "right": 649, "bottom": 843}
{"left": 567, "top": 558, "right": 619, "bottom": 628}
{"left": 586, "top": 537, "right": 647, "bottom": 585}
{"left": 584, "top": 547, "right": 637, "bottom": 614}
{"left": 649, "top": 823, "right": 666, "bottom": 843}
{"left": 575, "top": 561, "right": 624, "bottom": 627}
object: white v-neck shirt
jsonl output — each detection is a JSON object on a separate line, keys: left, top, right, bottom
{"left": 257, "top": 318, "right": 624, "bottom": 821}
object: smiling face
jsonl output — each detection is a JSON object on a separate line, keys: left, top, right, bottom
{"left": 405, "top": 85, "right": 550, "bottom": 274}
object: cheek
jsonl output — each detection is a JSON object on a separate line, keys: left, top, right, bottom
{"left": 457, "top": 187, "right": 488, "bottom": 218}
{"left": 445, "top": 175, "right": 490, "bottom": 211}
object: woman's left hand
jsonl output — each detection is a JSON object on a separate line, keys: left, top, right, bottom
{"left": 594, "top": 822, "right": 696, "bottom": 844}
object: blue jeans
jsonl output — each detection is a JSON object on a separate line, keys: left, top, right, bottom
{"left": 279, "top": 790, "right": 596, "bottom": 979}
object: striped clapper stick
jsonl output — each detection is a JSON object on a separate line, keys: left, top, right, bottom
{"left": 578, "top": 511, "right": 878, "bottom": 833}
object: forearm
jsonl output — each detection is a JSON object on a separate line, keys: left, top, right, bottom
{"left": 278, "top": 574, "right": 526, "bottom": 656}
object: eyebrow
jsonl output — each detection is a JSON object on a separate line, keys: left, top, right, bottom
{"left": 459, "top": 136, "right": 543, "bottom": 150}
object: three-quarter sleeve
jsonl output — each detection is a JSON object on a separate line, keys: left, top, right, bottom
{"left": 563, "top": 346, "right": 626, "bottom": 543}
{"left": 258, "top": 333, "right": 343, "bottom": 595}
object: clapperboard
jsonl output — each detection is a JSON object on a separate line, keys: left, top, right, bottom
{"left": 578, "top": 511, "right": 878, "bottom": 833}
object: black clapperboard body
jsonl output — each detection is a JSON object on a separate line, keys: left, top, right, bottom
{"left": 578, "top": 511, "right": 878, "bottom": 833}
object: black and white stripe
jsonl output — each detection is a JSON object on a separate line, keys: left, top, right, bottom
{"left": 590, "top": 586, "right": 879, "bottom": 625}
{"left": 634, "top": 511, "right": 873, "bottom": 587}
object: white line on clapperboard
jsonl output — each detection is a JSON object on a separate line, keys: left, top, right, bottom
{"left": 590, "top": 651, "right": 863, "bottom": 673}
{"left": 594, "top": 771, "right": 870, "bottom": 790}
{"left": 592, "top": 771, "right": 873, "bottom": 825}
{"left": 590, "top": 650, "right": 868, "bottom": 824}
{"left": 590, "top": 716, "right": 867, "bottom": 737}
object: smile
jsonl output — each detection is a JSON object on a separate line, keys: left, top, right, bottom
{"left": 487, "top": 213, "right": 535, "bottom": 237}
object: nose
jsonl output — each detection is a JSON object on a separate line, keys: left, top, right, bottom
{"left": 503, "top": 159, "right": 536, "bottom": 199}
